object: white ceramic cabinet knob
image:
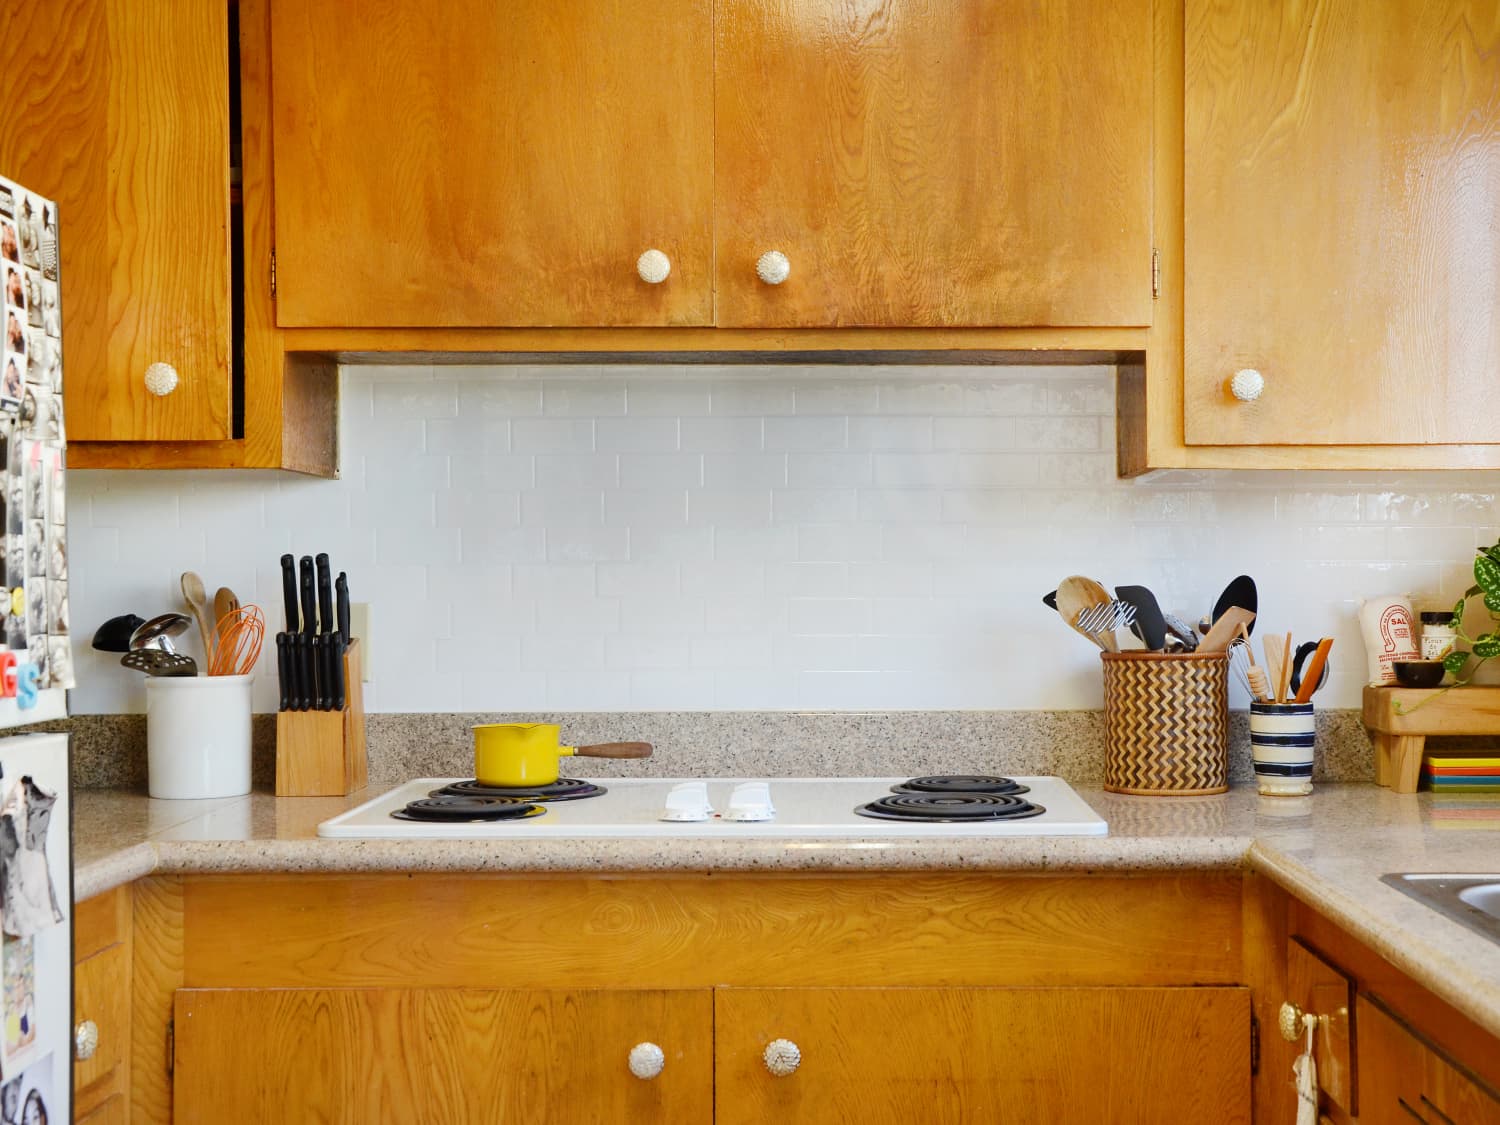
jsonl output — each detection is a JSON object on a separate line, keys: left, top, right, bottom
{"left": 628, "top": 1041, "right": 666, "bottom": 1079}
{"left": 144, "top": 362, "right": 179, "bottom": 397}
{"left": 637, "top": 249, "right": 671, "bottom": 285}
{"left": 1230, "top": 368, "right": 1265, "bottom": 402}
{"left": 75, "top": 1019, "right": 99, "bottom": 1061}
{"left": 763, "top": 1038, "right": 801, "bottom": 1077}
{"left": 756, "top": 250, "right": 790, "bottom": 285}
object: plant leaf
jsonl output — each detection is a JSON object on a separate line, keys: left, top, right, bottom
{"left": 1454, "top": 597, "right": 1466, "bottom": 626}
{"left": 1473, "top": 636, "right": 1500, "bottom": 659}
{"left": 1475, "top": 554, "right": 1500, "bottom": 600}
{"left": 1444, "top": 651, "right": 1471, "bottom": 675}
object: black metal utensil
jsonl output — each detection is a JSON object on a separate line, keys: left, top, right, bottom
{"left": 92, "top": 614, "right": 147, "bottom": 653}
{"left": 1115, "top": 585, "right": 1168, "bottom": 651}
{"left": 1210, "top": 575, "right": 1258, "bottom": 638}
{"left": 280, "top": 553, "right": 299, "bottom": 632}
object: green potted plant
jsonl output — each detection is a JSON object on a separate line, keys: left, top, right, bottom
{"left": 1445, "top": 537, "right": 1500, "bottom": 683}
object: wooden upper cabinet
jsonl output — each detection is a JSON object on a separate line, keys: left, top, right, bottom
{"left": 268, "top": 0, "right": 714, "bottom": 329}
{"left": 1184, "top": 0, "right": 1500, "bottom": 446}
{"left": 0, "top": 0, "right": 231, "bottom": 441}
{"left": 713, "top": 0, "right": 1155, "bottom": 328}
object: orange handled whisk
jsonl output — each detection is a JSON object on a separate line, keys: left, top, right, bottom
{"left": 209, "top": 604, "right": 265, "bottom": 677}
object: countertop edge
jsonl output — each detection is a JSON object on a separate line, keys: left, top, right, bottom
{"left": 1248, "top": 840, "right": 1500, "bottom": 1043}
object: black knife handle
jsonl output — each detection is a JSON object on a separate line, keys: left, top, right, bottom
{"left": 280, "top": 554, "right": 299, "bottom": 633}
{"left": 315, "top": 553, "right": 333, "bottom": 635}
{"left": 298, "top": 556, "right": 317, "bottom": 637}
{"left": 330, "top": 632, "right": 347, "bottom": 712}
{"left": 335, "top": 572, "right": 350, "bottom": 646}
{"left": 311, "top": 634, "right": 325, "bottom": 710}
{"left": 275, "top": 632, "right": 290, "bottom": 712}
{"left": 298, "top": 635, "right": 313, "bottom": 711}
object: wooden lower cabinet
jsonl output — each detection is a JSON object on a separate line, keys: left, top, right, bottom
{"left": 172, "top": 988, "right": 713, "bottom": 1124}
{"left": 1357, "top": 995, "right": 1500, "bottom": 1125}
{"left": 171, "top": 984, "right": 1248, "bottom": 1124}
{"left": 715, "top": 986, "right": 1249, "bottom": 1124}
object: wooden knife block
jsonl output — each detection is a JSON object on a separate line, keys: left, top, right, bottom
{"left": 275, "top": 639, "right": 368, "bottom": 796}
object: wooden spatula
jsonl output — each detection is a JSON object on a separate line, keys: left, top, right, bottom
{"left": 1261, "top": 633, "right": 1286, "bottom": 704}
{"left": 1292, "top": 638, "right": 1334, "bottom": 704}
{"left": 1198, "top": 606, "right": 1256, "bottom": 653}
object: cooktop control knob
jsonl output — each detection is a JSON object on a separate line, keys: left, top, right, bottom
{"left": 628, "top": 1041, "right": 665, "bottom": 1080}
{"left": 660, "top": 781, "right": 713, "bottom": 822}
{"left": 724, "top": 781, "right": 775, "bottom": 821}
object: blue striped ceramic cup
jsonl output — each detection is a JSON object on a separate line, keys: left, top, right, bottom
{"left": 1249, "top": 702, "right": 1315, "bottom": 796}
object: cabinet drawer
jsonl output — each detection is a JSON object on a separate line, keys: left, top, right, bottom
{"left": 1287, "top": 939, "right": 1354, "bottom": 1116}
{"left": 74, "top": 941, "right": 129, "bottom": 1102}
{"left": 1358, "top": 995, "right": 1500, "bottom": 1124}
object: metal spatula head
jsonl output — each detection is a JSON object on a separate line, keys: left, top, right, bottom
{"left": 120, "top": 650, "right": 198, "bottom": 677}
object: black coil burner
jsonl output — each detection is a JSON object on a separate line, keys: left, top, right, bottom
{"left": 891, "top": 775, "right": 1031, "bottom": 797}
{"left": 432, "top": 778, "right": 608, "bottom": 802}
{"left": 856, "top": 775, "right": 1045, "bottom": 822}
{"left": 391, "top": 796, "right": 545, "bottom": 823}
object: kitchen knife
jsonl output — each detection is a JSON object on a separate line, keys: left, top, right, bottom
{"left": 280, "top": 554, "right": 300, "bottom": 633}
{"left": 276, "top": 632, "right": 290, "bottom": 712}
{"left": 316, "top": 554, "right": 335, "bottom": 709}
{"left": 329, "top": 631, "right": 346, "bottom": 712}
{"left": 335, "top": 572, "right": 350, "bottom": 646}
{"left": 299, "top": 556, "right": 318, "bottom": 710}
{"left": 315, "top": 554, "right": 333, "bottom": 635}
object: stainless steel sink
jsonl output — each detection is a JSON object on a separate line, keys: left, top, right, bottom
{"left": 1382, "top": 874, "right": 1500, "bottom": 943}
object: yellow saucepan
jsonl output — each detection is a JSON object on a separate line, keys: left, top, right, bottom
{"left": 473, "top": 722, "right": 653, "bottom": 787}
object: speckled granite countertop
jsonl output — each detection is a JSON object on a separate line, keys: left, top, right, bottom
{"left": 72, "top": 783, "right": 1500, "bottom": 1041}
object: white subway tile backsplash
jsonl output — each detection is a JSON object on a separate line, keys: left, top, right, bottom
{"left": 595, "top": 418, "right": 679, "bottom": 453}
{"left": 764, "top": 416, "right": 847, "bottom": 451}
{"left": 622, "top": 453, "right": 705, "bottom": 489}
{"left": 66, "top": 365, "right": 1500, "bottom": 714}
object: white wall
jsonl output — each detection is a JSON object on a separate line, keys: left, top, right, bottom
{"left": 67, "top": 364, "right": 1497, "bottom": 714}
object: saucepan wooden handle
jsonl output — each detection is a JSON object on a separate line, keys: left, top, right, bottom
{"left": 574, "top": 741, "right": 654, "bottom": 759}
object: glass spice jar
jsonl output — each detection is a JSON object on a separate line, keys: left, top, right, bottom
{"left": 1420, "top": 610, "right": 1458, "bottom": 661}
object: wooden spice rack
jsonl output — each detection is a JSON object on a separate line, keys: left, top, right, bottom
{"left": 275, "top": 639, "right": 367, "bottom": 796}
{"left": 1361, "top": 685, "right": 1500, "bottom": 794}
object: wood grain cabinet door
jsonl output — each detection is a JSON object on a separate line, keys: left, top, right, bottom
{"left": 0, "top": 0, "right": 232, "bottom": 441}
{"left": 268, "top": 0, "right": 714, "bottom": 329}
{"left": 714, "top": 0, "right": 1154, "bottom": 328}
{"left": 714, "top": 986, "right": 1250, "bottom": 1124}
{"left": 1184, "top": 0, "right": 1500, "bottom": 446}
{"left": 172, "top": 987, "right": 714, "bottom": 1124}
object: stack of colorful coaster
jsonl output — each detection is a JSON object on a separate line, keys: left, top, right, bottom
{"left": 1423, "top": 755, "right": 1500, "bottom": 792}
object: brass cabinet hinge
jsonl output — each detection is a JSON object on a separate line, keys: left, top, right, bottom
{"left": 1151, "top": 247, "right": 1161, "bottom": 300}
{"left": 1250, "top": 1010, "right": 1260, "bottom": 1076}
{"left": 166, "top": 1017, "right": 175, "bottom": 1077}
{"left": 270, "top": 247, "right": 277, "bottom": 300}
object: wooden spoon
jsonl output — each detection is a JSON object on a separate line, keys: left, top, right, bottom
{"left": 213, "top": 587, "right": 240, "bottom": 648}
{"left": 1056, "top": 576, "right": 1118, "bottom": 652}
{"left": 180, "top": 571, "right": 213, "bottom": 662}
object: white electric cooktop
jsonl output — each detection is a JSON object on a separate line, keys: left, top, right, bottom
{"left": 316, "top": 777, "right": 1109, "bottom": 839}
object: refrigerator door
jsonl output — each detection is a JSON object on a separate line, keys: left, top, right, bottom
{"left": 0, "top": 175, "right": 68, "bottom": 725}
{"left": 0, "top": 730, "right": 69, "bottom": 1123}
